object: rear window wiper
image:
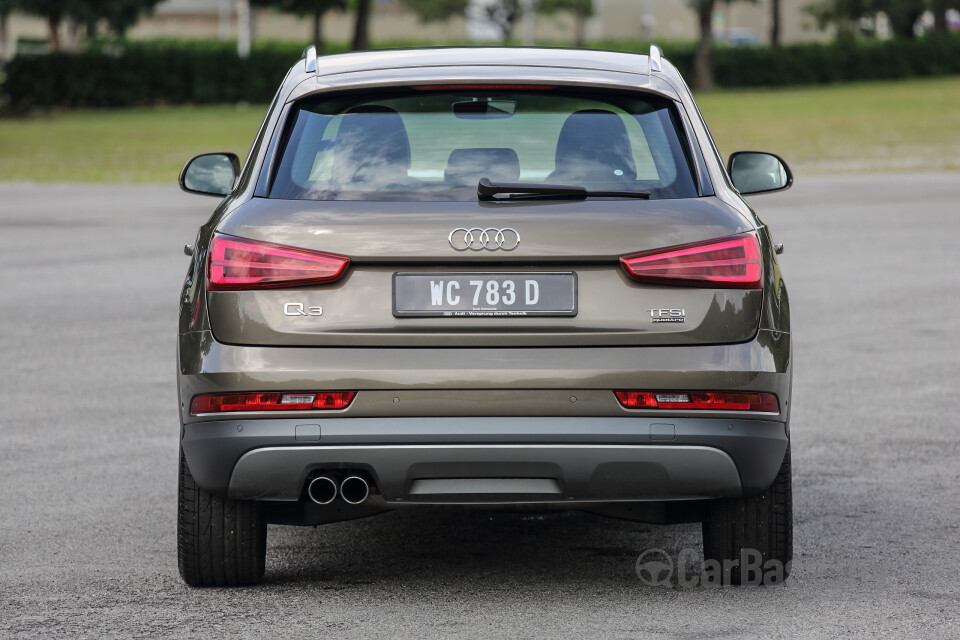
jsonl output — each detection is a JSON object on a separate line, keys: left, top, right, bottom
{"left": 478, "top": 177, "right": 651, "bottom": 201}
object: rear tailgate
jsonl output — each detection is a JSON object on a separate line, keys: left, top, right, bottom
{"left": 207, "top": 197, "right": 762, "bottom": 347}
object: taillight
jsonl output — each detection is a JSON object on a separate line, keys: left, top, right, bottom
{"left": 615, "top": 391, "right": 778, "bottom": 412}
{"left": 207, "top": 233, "right": 349, "bottom": 290}
{"left": 620, "top": 234, "right": 762, "bottom": 289}
{"left": 190, "top": 391, "right": 356, "bottom": 414}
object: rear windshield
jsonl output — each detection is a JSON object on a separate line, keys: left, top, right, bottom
{"left": 267, "top": 87, "right": 699, "bottom": 201}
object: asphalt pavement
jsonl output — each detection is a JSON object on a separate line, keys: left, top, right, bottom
{"left": 1, "top": 174, "right": 958, "bottom": 638}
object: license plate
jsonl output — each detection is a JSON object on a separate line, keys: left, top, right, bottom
{"left": 393, "top": 273, "right": 577, "bottom": 317}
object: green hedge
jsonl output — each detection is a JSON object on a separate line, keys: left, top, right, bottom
{"left": 592, "top": 37, "right": 960, "bottom": 86}
{"left": 1, "top": 40, "right": 319, "bottom": 108}
{"left": 712, "top": 37, "right": 960, "bottom": 86}
{"left": 3, "top": 36, "right": 960, "bottom": 108}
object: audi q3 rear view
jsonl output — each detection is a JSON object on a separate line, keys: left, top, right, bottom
{"left": 176, "top": 46, "right": 795, "bottom": 586}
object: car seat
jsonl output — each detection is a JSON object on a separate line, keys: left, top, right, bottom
{"left": 331, "top": 105, "right": 414, "bottom": 189}
{"left": 548, "top": 109, "right": 637, "bottom": 185}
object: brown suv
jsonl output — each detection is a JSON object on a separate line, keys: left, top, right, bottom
{"left": 176, "top": 45, "right": 794, "bottom": 586}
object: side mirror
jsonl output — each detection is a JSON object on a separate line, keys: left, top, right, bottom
{"left": 728, "top": 151, "right": 793, "bottom": 195}
{"left": 179, "top": 152, "right": 240, "bottom": 197}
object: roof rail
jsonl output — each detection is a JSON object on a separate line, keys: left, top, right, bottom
{"left": 303, "top": 45, "right": 318, "bottom": 73}
{"left": 649, "top": 44, "right": 663, "bottom": 73}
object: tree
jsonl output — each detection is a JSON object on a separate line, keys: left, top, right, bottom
{"left": 540, "top": 0, "right": 594, "bottom": 47}
{"left": 770, "top": 0, "right": 781, "bottom": 48}
{"left": 688, "top": 0, "right": 764, "bottom": 90}
{"left": 401, "top": 0, "right": 521, "bottom": 40}
{"left": 79, "top": 0, "right": 162, "bottom": 37}
{"left": 253, "top": 0, "right": 346, "bottom": 51}
{"left": 399, "top": 0, "right": 467, "bottom": 22}
{"left": 484, "top": 0, "right": 520, "bottom": 38}
{"left": 0, "top": 0, "right": 19, "bottom": 60}
{"left": 805, "top": 0, "right": 868, "bottom": 40}
{"left": 805, "top": 0, "right": 953, "bottom": 40}
{"left": 402, "top": 0, "right": 591, "bottom": 43}
{"left": 21, "top": 0, "right": 161, "bottom": 50}
{"left": 572, "top": 0, "right": 589, "bottom": 46}
{"left": 352, "top": 0, "right": 371, "bottom": 49}
{"left": 874, "top": 0, "right": 926, "bottom": 38}
{"left": 689, "top": 0, "right": 715, "bottom": 91}
{"left": 932, "top": 0, "right": 947, "bottom": 32}
{"left": 20, "top": 0, "right": 70, "bottom": 51}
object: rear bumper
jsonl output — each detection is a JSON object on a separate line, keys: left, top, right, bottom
{"left": 181, "top": 416, "right": 788, "bottom": 504}
{"left": 178, "top": 329, "right": 792, "bottom": 425}
{"left": 178, "top": 329, "right": 791, "bottom": 504}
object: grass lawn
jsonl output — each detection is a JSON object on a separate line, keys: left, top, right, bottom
{"left": 699, "top": 76, "right": 960, "bottom": 174}
{"left": 0, "top": 104, "right": 266, "bottom": 183}
{"left": 0, "top": 76, "right": 957, "bottom": 182}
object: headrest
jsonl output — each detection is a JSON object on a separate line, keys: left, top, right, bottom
{"left": 553, "top": 109, "right": 636, "bottom": 181}
{"left": 331, "top": 105, "right": 411, "bottom": 186}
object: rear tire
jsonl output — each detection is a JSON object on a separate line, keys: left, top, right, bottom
{"left": 701, "top": 444, "right": 793, "bottom": 586}
{"left": 178, "top": 450, "right": 267, "bottom": 587}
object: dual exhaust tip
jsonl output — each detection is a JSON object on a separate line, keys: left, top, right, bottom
{"left": 307, "top": 475, "right": 370, "bottom": 505}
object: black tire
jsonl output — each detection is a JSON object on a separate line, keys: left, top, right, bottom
{"left": 701, "top": 444, "right": 793, "bottom": 586}
{"left": 178, "top": 450, "right": 267, "bottom": 587}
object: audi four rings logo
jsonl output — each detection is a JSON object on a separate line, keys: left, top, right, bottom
{"left": 448, "top": 227, "right": 520, "bottom": 251}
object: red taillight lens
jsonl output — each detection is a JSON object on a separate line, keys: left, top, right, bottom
{"left": 207, "top": 233, "right": 349, "bottom": 290}
{"left": 620, "top": 234, "right": 762, "bottom": 289}
{"left": 190, "top": 391, "right": 356, "bottom": 414}
{"left": 614, "top": 391, "right": 779, "bottom": 412}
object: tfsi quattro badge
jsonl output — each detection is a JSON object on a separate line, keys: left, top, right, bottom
{"left": 647, "top": 308, "right": 685, "bottom": 323}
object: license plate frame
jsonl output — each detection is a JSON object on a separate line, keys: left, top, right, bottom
{"left": 393, "top": 272, "right": 578, "bottom": 317}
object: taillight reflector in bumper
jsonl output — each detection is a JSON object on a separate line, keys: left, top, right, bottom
{"left": 615, "top": 391, "right": 778, "bottom": 412}
{"left": 190, "top": 391, "right": 356, "bottom": 414}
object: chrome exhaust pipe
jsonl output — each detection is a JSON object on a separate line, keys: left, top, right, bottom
{"left": 339, "top": 475, "right": 370, "bottom": 505}
{"left": 307, "top": 476, "right": 338, "bottom": 505}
